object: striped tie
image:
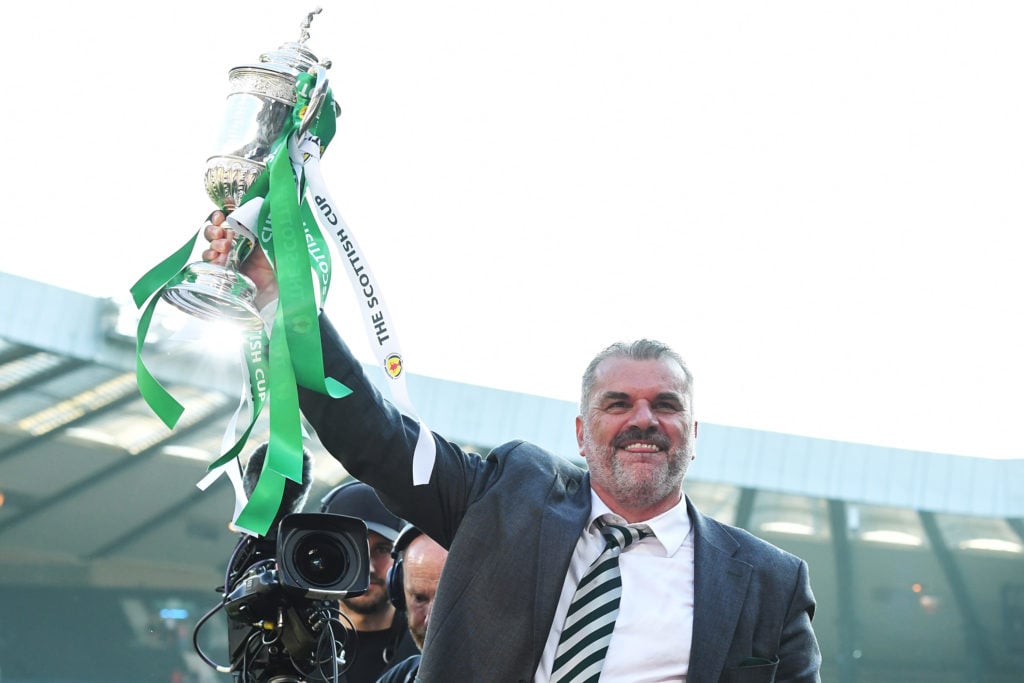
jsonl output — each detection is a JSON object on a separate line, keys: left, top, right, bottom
{"left": 551, "top": 520, "right": 651, "bottom": 682}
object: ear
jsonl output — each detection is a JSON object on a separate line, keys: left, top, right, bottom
{"left": 575, "top": 415, "right": 586, "bottom": 458}
{"left": 692, "top": 420, "right": 698, "bottom": 460}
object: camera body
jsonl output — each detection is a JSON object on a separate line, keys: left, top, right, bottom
{"left": 223, "top": 513, "right": 370, "bottom": 681}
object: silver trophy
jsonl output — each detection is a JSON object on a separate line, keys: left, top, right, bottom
{"left": 162, "top": 8, "right": 333, "bottom": 329}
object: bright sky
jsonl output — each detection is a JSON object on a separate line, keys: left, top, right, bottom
{"left": 2, "top": 2, "right": 1022, "bottom": 460}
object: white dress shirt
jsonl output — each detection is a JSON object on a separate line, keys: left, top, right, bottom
{"left": 535, "top": 491, "right": 694, "bottom": 682}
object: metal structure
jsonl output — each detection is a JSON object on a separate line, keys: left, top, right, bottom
{"left": 1, "top": 272, "right": 1022, "bottom": 682}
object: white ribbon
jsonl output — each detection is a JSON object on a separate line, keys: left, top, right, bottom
{"left": 196, "top": 350, "right": 254, "bottom": 533}
{"left": 291, "top": 134, "right": 437, "bottom": 485}
{"left": 224, "top": 197, "right": 265, "bottom": 244}
{"left": 191, "top": 197, "right": 267, "bottom": 532}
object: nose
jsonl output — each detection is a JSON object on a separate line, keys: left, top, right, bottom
{"left": 629, "top": 401, "right": 658, "bottom": 428}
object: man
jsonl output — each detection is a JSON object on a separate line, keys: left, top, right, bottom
{"left": 204, "top": 213, "right": 821, "bottom": 681}
{"left": 376, "top": 525, "right": 449, "bottom": 683}
{"left": 318, "top": 481, "right": 419, "bottom": 681}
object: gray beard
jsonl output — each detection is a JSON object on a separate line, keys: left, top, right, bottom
{"left": 584, "top": 433, "right": 689, "bottom": 509}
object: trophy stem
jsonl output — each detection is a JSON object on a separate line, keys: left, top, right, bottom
{"left": 162, "top": 261, "right": 263, "bottom": 330}
{"left": 225, "top": 229, "right": 256, "bottom": 273}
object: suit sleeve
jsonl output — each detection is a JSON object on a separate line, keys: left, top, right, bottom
{"left": 775, "top": 559, "right": 822, "bottom": 682}
{"left": 297, "top": 314, "right": 480, "bottom": 546}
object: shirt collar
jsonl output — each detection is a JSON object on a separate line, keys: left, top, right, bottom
{"left": 587, "top": 489, "right": 692, "bottom": 556}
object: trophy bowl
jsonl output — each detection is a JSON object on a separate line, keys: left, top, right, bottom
{"left": 162, "top": 11, "right": 329, "bottom": 329}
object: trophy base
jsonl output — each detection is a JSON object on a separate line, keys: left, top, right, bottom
{"left": 162, "top": 262, "right": 264, "bottom": 330}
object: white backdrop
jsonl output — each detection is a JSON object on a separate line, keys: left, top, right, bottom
{"left": 2, "top": 1, "right": 1022, "bottom": 459}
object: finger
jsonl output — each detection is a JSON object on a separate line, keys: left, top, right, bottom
{"left": 203, "top": 224, "right": 235, "bottom": 243}
{"left": 202, "top": 248, "right": 228, "bottom": 266}
{"left": 212, "top": 236, "right": 234, "bottom": 252}
{"left": 207, "top": 210, "right": 226, "bottom": 226}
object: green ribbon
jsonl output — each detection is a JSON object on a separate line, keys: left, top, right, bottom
{"left": 132, "top": 268, "right": 187, "bottom": 429}
{"left": 235, "top": 88, "right": 348, "bottom": 535}
{"left": 303, "top": 199, "right": 333, "bottom": 302}
{"left": 130, "top": 74, "right": 350, "bottom": 537}
{"left": 207, "top": 326, "right": 269, "bottom": 471}
{"left": 129, "top": 231, "right": 199, "bottom": 429}
{"left": 234, "top": 313, "right": 295, "bottom": 532}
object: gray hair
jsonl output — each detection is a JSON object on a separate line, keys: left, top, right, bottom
{"left": 580, "top": 339, "right": 693, "bottom": 411}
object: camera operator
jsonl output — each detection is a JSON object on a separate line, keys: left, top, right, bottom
{"left": 319, "top": 481, "right": 419, "bottom": 681}
{"left": 213, "top": 443, "right": 387, "bottom": 682}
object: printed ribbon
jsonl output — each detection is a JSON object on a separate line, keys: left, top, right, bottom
{"left": 131, "top": 72, "right": 348, "bottom": 535}
{"left": 293, "top": 133, "right": 437, "bottom": 485}
{"left": 130, "top": 68, "right": 436, "bottom": 536}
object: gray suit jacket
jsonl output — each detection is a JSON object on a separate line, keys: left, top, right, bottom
{"left": 301, "top": 318, "right": 821, "bottom": 682}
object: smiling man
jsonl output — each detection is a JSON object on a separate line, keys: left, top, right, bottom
{"left": 203, "top": 212, "right": 822, "bottom": 682}
{"left": 576, "top": 341, "right": 696, "bottom": 522}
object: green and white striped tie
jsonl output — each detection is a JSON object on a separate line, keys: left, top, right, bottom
{"left": 551, "top": 520, "right": 651, "bottom": 682}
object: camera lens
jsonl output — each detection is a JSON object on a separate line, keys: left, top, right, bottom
{"left": 293, "top": 532, "right": 348, "bottom": 587}
{"left": 277, "top": 513, "right": 369, "bottom": 596}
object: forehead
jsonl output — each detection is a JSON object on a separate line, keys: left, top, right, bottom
{"left": 404, "top": 537, "right": 447, "bottom": 576}
{"left": 406, "top": 535, "right": 447, "bottom": 561}
{"left": 591, "top": 355, "right": 690, "bottom": 398}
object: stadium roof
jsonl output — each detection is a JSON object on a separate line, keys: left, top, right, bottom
{"left": 1, "top": 272, "right": 1022, "bottom": 682}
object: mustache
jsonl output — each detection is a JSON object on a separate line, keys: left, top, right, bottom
{"left": 612, "top": 426, "right": 671, "bottom": 451}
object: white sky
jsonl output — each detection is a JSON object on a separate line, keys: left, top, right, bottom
{"left": 2, "top": 2, "right": 1022, "bottom": 460}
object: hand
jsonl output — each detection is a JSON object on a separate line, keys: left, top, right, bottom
{"left": 202, "top": 211, "right": 279, "bottom": 309}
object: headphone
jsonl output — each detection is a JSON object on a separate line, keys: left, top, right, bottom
{"left": 386, "top": 524, "right": 423, "bottom": 611}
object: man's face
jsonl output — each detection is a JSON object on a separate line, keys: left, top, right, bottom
{"left": 576, "top": 355, "right": 695, "bottom": 519}
{"left": 342, "top": 531, "right": 394, "bottom": 615}
{"left": 402, "top": 535, "right": 448, "bottom": 650}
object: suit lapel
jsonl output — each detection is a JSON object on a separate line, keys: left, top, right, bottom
{"left": 688, "top": 498, "right": 752, "bottom": 681}
{"left": 526, "top": 487, "right": 753, "bottom": 679}
{"left": 533, "top": 470, "right": 591, "bottom": 659}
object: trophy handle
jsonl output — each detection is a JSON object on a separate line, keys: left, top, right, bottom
{"left": 298, "top": 65, "right": 330, "bottom": 139}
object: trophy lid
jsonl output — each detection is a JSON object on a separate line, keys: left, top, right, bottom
{"left": 230, "top": 8, "right": 330, "bottom": 79}
{"left": 258, "top": 41, "right": 322, "bottom": 76}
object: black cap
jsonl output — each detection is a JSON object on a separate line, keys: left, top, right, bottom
{"left": 320, "top": 481, "right": 405, "bottom": 542}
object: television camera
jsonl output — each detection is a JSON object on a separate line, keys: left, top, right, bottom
{"left": 193, "top": 512, "right": 371, "bottom": 682}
